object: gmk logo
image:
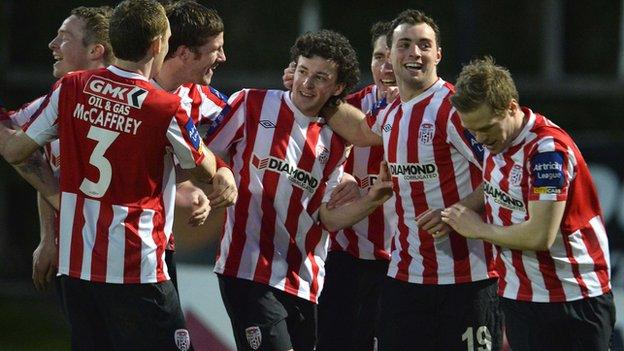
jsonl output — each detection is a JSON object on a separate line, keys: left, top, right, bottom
{"left": 84, "top": 75, "right": 148, "bottom": 108}
{"left": 251, "top": 154, "right": 319, "bottom": 192}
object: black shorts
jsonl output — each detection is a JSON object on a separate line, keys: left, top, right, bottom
{"left": 317, "top": 251, "right": 388, "bottom": 351}
{"left": 218, "top": 274, "right": 316, "bottom": 351}
{"left": 377, "top": 277, "right": 503, "bottom": 351}
{"left": 501, "top": 292, "right": 616, "bottom": 351}
{"left": 165, "top": 249, "right": 178, "bottom": 293}
{"left": 59, "top": 275, "right": 191, "bottom": 351}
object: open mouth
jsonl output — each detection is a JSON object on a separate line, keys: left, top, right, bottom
{"left": 404, "top": 62, "right": 423, "bottom": 72}
{"left": 299, "top": 90, "right": 314, "bottom": 98}
{"left": 380, "top": 78, "right": 397, "bottom": 86}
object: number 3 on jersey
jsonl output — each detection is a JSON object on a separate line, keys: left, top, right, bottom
{"left": 79, "top": 126, "right": 120, "bottom": 198}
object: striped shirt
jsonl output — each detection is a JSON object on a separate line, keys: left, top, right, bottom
{"left": 150, "top": 80, "right": 228, "bottom": 251}
{"left": 329, "top": 84, "right": 396, "bottom": 260}
{"left": 23, "top": 65, "right": 205, "bottom": 284}
{"left": 205, "top": 89, "right": 349, "bottom": 302}
{"left": 373, "top": 78, "right": 497, "bottom": 284}
{"left": 484, "top": 108, "right": 611, "bottom": 302}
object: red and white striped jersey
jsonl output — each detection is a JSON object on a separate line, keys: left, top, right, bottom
{"left": 205, "top": 89, "right": 349, "bottom": 303}
{"left": 483, "top": 108, "right": 611, "bottom": 302}
{"left": 329, "top": 84, "right": 396, "bottom": 260}
{"left": 373, "top": 78, "right": 497, "bottom": 284}
{"left": 23, "top": 65, "right": 205, "bottom": 284}
{"left": 150, "top": 80, "right": 228, "bottom": 251}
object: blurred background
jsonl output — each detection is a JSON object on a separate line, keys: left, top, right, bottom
{"left": 0, "top": 0, "right": 623, "bottom": 350}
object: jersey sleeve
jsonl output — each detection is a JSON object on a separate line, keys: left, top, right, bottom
{"left": 22, "top": 82, "right": 62, "bottom": 146}
{"left": 447, "top": 109, "right": 484, "bottom": 169}
{"left": 527, "top": 137, "right": 574, "bottom": 202}
{"left": 166, "top": 106, "right": 206, "bottom": 169}
{"left": 10, "top": 96, "right": 47, "bottom": 128}
{"left": 322, "top": 163, "right": 346, "bottom": 204}
{"left": 203, "top": 89, "right": 247, "bottom": 155}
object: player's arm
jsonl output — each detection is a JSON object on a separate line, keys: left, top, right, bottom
{"left": 0, "top": 127, "right": 60, "bottom": 209}
{"left": 320, "top": 161, "right": 393, "bottom": 232}
{"left": 441, "top": 200, "right": 565, "bottom": 251}
{"left": 322, "top": 103, "right": 382, "bottom": 147}
{"left": 32, "top": 192, "right": 58, "bottom": 292}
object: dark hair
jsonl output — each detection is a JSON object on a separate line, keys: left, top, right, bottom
{"left": 386, "top": 9, "right": 441, "bottom": 48}
{"left": 109, "top": 0, "right": 168, "bottom": 62}
{"left": 450, "top": 56, "right": 519, "bottom": 114}
{"left": 164, "top": 0, "right": 224, "bottom": 60}
{"left": 370, "top": 21, "right": 391, "bottom": 48}
{"left": 290, "top": 30, "right": 360, "bottom": 106}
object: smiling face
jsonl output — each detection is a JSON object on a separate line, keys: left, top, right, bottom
{"left": 291, "top": 55, "right": 345, "bottom": 117}
{"left": 48, "top": 15, "right": 92, "bottom": 78}
{"left": 371, "top": 35, "right": 395, "bottom": 96}
{"left": 390, "top": 22, "right": 441, "bottom": 100}
{"left": 186, "top": 32, "right": 225, "bottom": 86}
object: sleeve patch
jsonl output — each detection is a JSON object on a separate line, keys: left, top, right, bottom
{"left": 531, "top": 151, "right": 564, "bottom": 194}
{"left": 463, "top": 130, "right": 484, "bottom": 163}
{"left": 185, "top": 118, "right": 202, "bottom": 150}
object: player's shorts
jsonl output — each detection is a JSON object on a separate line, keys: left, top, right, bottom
{"left": 317, "top": 251, "right": 389, "bottom": 351}
{"left": 59, "top": 275, "right": 192, "bottom": 351}
{"left": 218, "top": 274, "right": 316, "bottom": 351}
{"left": 377, "top": 276, "right": 503, "bottom": 351}
{"left": 165, "top": 248, "right": 178, "bottom": 292}
{"left": 501, "top": 291, "right": 615, "bottom": 351}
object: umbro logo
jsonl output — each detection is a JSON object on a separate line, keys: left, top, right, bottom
{"left": 383, "top": 124, "right": 392, "bottom": 132}
{"left": 259, "top": 120, "right": 276, "bottom": 128}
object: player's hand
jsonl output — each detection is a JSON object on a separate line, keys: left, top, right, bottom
{"left": 188, "top": 190, "right": 210, "bottom": 226}
{"left": 282, "top": 61, "right": 296, "bottom": 90}
{"left": 416, "top": 208, "right": 452, "bottom": 238}
{"left": 206, "top": 167, "right": 238, "bottom": 208}
{"left": 32, "top": 240, "right": 58, "bottom": 292}
{"left": 367, "top": 161, "right": 393, "bottom": 204}
{"left": 327, "top": 173, "right": 360, "bottom": 209}
{"left": 441, "top": 204, "right": 484, "bottom": 239}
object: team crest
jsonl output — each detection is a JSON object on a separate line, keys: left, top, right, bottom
{"left": 418, "top": 123, "right": 435, "bottom": 144}
{"left": 509, "top": 164, "right": 523, "bottom": 186}
{"left": 317, "top": 145, "right": 330, "bottom": 164}
{"left": 245, "top": 326, "right": 262, "bottom": 350}
{"left": 174, "top": 329, "right": 190, "bottom": 351}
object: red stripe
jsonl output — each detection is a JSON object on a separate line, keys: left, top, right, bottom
{"left": 253, "top": 97, "right": 293, "bottom": 284}
{"left": 284, "top": 121, "right": 322, "bottom": 296}
{"left": 22, "top": 81, "right": 59, "bottom": 132}
{"left": 152, "top": 208, "right": 167, "bottom": 282}
{"left": 408, "top": 97, "right": 438, "bottom": 284}
{"left": 386, "top": 107, "right": 412, "bottom": 281}
{"left": 123, "top": 207, "right": 143, "bottom": 284}
{"left": 495, "top": 246, "right": 508, "bottom": 295}
{"left": 90, "top": 203, "right": 112, "bottom": 281}
{"left": 305, "top": 224, "right": 324, "bottom": 302}
{"left": 561, "top": 230, "right": 590, "bottom": 299}
{"left": 367, "top": 144, "right": 387, "bottom": 259}
{"left": 222, "top": 90, "right": 266, "bottom": 276}
{"left": 68, "top": 196, "right": 85, "bottom": 277}
{"left": 434, "top": 93, "right": 472, "bottom": 282}
{"left": 535, "top": 250, "right": 565, "bottom": 301}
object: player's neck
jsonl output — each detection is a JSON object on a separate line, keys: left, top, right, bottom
{"left": 152, "top": 64, "right": 183, "bottom": 92}
{"left": 114, "top": 59, "right": 153, "bottom": 80}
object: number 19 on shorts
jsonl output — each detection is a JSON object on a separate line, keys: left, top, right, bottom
{"left": 462, "top": 326, "right": 491, "bottom": 351}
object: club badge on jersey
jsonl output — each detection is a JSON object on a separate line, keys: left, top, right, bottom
{"left": 174, "top": 329, "right": 191, "bottom": 351}
{"left": 531, "top": 151, "right": 565, "bottom": 194}
{"left": 245, "top": 326, "right": 262, "bottom": 350}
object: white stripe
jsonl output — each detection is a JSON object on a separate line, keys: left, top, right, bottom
{"left": 80, "top": 199, "right": 100, "bottom": 280}
{"left": 166, "top": 116, "right": 197, "bottom": 169}
{"left": 58, "top": 192, "right": 77, "bottom": 275}
{"left": 106, "top": 205, "right": 128, "bottom": 283}
{"left": 138, "top": 209, "right": 157, "bottom": 283}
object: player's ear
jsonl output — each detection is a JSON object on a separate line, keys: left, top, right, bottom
{"left": 150, "top": 35, "right": 164, "bottom": 57}
{"left": 173, "top": 45, "right": 191, "bottom": 61}
{"left": 332, "top": 83, "right": 346, "bottom": 97}
{"left": 88, "top": 44, "right": 106, "bottom": 61}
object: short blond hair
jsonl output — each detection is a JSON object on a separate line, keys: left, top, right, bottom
{"left": 450, "top": 56, "right": 519, "bottom": 114}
